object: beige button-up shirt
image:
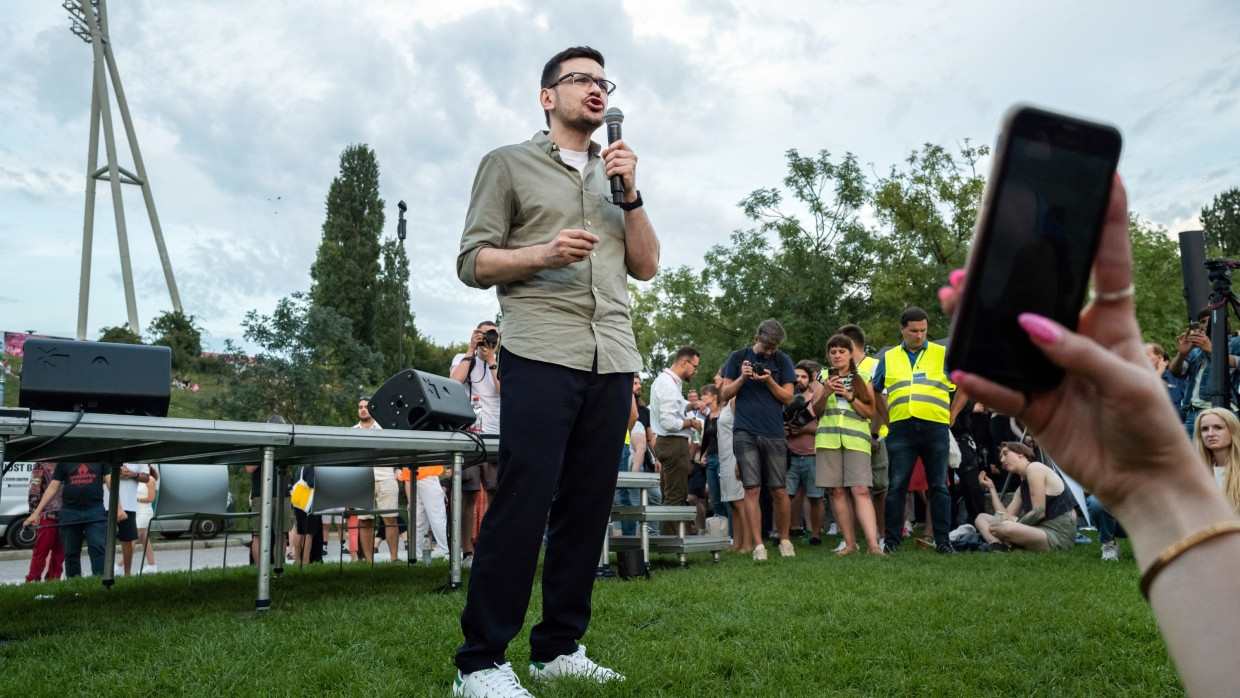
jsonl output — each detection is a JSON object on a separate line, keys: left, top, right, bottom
{"left": 457, "top": 131, "right": 641, "bottom": 374}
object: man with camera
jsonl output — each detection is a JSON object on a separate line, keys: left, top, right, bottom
{"left": 785, "top": 361, "right": 825, "bottom": 546}
{"left": 1168, "top": 309, "right": 1240, "bottom": 436}
{"left": 650, "top": 346, "right": 703, "bottom": 532}
{"left": 720, "top": 318, "right": 798, "bottom": 560}
{"left": 450, "top": 320, "right": 502, "bottom": 566}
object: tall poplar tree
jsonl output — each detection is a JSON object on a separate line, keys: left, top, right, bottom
{"left": 310, "top": 144, "right": 385, "bottom": 350}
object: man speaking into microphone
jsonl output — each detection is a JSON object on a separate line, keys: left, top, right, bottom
{"left": 453, "top": 46, "right": 659, "bottom": 696}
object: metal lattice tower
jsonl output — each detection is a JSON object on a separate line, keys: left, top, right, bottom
{"left": 66, "top": 0, "right": 182, "bottom": 340}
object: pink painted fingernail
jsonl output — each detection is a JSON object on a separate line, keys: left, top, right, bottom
{"left": 1018, "top": 313, "right": 1061, "bottom": 344}
{"left": 949, "top": 269, "right": 965, "bottom": 287}
{"left": 937, "top": 286, "right": 953, "bottom": 302}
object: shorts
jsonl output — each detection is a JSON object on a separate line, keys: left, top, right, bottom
{"left": 358, "top": 478, "right": 399, "bottom": 521}
{"left": 116, "top": 510, "right": 138, "bottom": 542}
{"left": 1039, "top": 511, "right": 1078, "bottom": 551}
{"left": 293, "top": 509, "right": 322, "bottom": 535}
{"left": 688, "top": 464, "right": 707, "bottom": 498}
{"left": 733, "top": 430, "right": 788, "bottom": 489}
{"left": 785, "top": 454, "right": 824, "bottom": 498}
{"left": 871, "top": 439, "right": 889, "bottom": 492}
{"left": 815, "top": 448, "right": 872, "bottom": 488}
{"left": 136, "top": 505, "right": 153, "bottom": 531}
{"left": 250, "top": 497, "right": 295, "bottom": 533}
{"left": 462, "top": 461, "right": 498, "bottom": 493}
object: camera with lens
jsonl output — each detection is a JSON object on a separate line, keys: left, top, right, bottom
{"left": 782, "top": 393, "right": 814, "bottom": 428}
{"left": 750, "top": 361, "right": 769, "bottom": 377}
{"left": 482, "top": 328, "right": 500, "bottom": 348}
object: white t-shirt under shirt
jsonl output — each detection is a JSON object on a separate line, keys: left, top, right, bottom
{"left": 559, "top": 148, "right": 589, "bottom": 174}
{"left": 354, "top": 421, "right": 396, "bottom": 482}
{"left": 451, "top": 352, "right": 500, "bottom": 434}
{"left": 104, "top": 463, "right": 150, "bottom": 512}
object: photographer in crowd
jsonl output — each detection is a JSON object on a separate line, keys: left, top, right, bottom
{"left": 450, "top": 321, "right": 503, "bottom": 565}
{"left": 1168, "top": 310, "right": 1240, "bottom": 436}
{"left": 720, "top": 318, "right": 797, "bottom": 561}
{"left": 785, "top": 361, "right": 825, "bottom": 546}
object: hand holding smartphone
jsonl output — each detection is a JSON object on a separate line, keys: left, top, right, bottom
{"left": 946, "top": 105, "right": 1123, "bottom": 392}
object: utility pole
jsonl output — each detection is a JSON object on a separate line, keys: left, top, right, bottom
{"left": 66, "top": 0, "right": 182, "bottom": 340}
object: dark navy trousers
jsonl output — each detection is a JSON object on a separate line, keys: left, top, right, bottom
{"left": 456, "top": 349, "right": 632, "bottom": 672}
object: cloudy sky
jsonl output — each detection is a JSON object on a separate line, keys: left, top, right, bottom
{"left": 2, "top": 0, "right": 1237, "bottom": 355}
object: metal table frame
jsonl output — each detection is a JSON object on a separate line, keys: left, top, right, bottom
{"left": 0, "top": 408, "right": 494, "bottom": 610}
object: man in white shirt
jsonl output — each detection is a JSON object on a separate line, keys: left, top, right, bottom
{"left": 107, "top": 463, "right": 150, "bottom": 576}
{"left": 449, "top": 321, "right": 502, "bottom": 565}
{"left": 355, "top": 398, "right": 402, "bottom": 562}
{"left": 651, "top": 346, "right": 703, "bottom": 532}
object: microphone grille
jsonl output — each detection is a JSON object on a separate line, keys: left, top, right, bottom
{"left": 604, "top": 107, "right": 624, "bottom": 124}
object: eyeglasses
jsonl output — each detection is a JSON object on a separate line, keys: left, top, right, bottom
{"left": 550, "top": 72, "right": 617, "bottom": 95}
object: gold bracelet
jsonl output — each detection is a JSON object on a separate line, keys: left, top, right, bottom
{"left": 1139, "top": 520, "right": 1240, "bottom": 600}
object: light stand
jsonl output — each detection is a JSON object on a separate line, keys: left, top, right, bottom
{"left": 396, "top": 200, "right": 407, "bottom": 369}
{"left": 1204, "top": 258, "right": 1240, "bottom": 409}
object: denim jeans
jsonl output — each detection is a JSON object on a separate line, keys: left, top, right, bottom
{"left": 704, "top": 454, "right": 728, "bottom": 518}
{"left": 612, "top": 444, "right": 637, "bottom": 535}
{"left": 884, "top": 418, "right": 952, "bottom": 546}
{"left": 59, "top": 506, "right": 108, "bottom": 577}
{"left": 1086, "top": 495, "right": 1125, "bottom": 543}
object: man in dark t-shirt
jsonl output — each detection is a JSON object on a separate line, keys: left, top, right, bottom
{"left": 26, "top": 462, "right": 116, "bottom": 577}
{"left": 720, "top": 318, "right": 798, "bottom": 561}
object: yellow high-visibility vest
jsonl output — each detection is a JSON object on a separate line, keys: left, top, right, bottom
{"left": 882, "top": 342, "right": 954, "bottom": 424}
{"left": 815, "top": 368, "right": 872, "bottom": 454}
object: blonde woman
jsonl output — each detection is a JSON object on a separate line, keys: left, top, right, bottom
{"left": 135, "top": 466, "right": 158, "bottom": 573}
{"left": 1193, "top": 407, "right": 1240, "bottom": 512}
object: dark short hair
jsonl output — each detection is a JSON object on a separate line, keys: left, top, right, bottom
{"left": 1000, "top": 441, "right": 1035, "bottom": 460}
{"left": 358, "top": 396, "right": 371, "bottom": 403}
{"left": 837, "top": 324, "right": 866, "bottom": 352}
{"left": 477, "top": 320, "right": 498, "bottom": 329}
{"left": 674, "top": 346, "right": 701, "bottom": 364}
{"left": 756, "top": 318, "right": 787, "bottom": 346}
{"left": 793, "top": 359, "right": 818, "bottom": 377}
{"left": 540, "top": 46, "right": 605, "bottom": 126}
{"left": 900, "top": 307, "right": 929, "bottom": 327}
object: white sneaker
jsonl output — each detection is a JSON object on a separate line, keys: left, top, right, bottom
{"left": 453, "top": 663, "right": 534, "bottom": 697}
{"left": 529, "top": 645, "right": 623, "bottom": 683}
{"left": 778, "top": 539, "right": 796, "bottom": 557}
{"left": 826, "top": 523, "right": 839, "bottom": 535}
{"left": 461, "top": 554, "right": 473, "bottom": 568}
{"left": 143, "top": 564, "right": 158, "bottom": 575}
{"left": 832, "top": 540, "right": 847, "bottom": 553}
{"left": 429, "top": 546, "right": 449, "bottom": 560}
{"left": 752, "top": 545, "right": 768, "bottom": 561}
{"left": 1101, "top": 541, "right": 1120, "bottom": 562}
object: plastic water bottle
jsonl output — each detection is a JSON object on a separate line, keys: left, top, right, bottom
{"left": 470, "top": 397, "right": 483, "bottom": 433}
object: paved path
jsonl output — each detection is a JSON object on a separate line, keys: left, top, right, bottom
{"left": 0, "top": 539, "right": 414, "bottom": 585}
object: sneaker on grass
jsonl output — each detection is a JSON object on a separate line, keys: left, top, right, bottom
{"left": 752, "top": 544, "right": 768, "bottom": 561}
{"left": 453, "top": 663, "right": 533, "bottom": 697}
{"left": 529, "top": 645, "right": 624, "bottom": 683}
{"left": 778, "top": 539, "right": 796, "bottom": 557}
{"left": 1101, "top": 540, "right": 1120, "bottom": 561}
{"left": 832, "top": 539, "right": 848, "bottom": 553}
{"left": 882, "top": 540, "right": 899, "bottom": 555}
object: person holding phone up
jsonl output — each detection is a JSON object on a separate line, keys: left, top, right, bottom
{"left": 1168, "top": 311, "right": 1240, "bottom": 437}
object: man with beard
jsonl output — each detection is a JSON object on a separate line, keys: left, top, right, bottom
{"left": 453, "top": 46, "right": 659, "bottom": 697}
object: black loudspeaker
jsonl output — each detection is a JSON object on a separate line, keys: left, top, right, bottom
{"left": 18, "top": 338, "right": 171, "bottom": 417}
{"left": 1179, "top": 230, "right": 1210, "bottom": 321}
{"left": 368, "top": 369, "right": 476, "bottom": 431}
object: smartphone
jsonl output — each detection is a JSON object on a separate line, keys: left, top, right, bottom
{"left": 946, "top": 105, "right": 1123, "bottom": 392}
{"left": 1189, "top": 321, "right": 1201, "bottom": 333}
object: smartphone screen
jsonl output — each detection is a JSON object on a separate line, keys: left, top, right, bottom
{"left": 947, "top": 106, "right": 1122, "bottom": 391}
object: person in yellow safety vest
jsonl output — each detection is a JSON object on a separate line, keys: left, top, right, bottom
{"left": 870, "top": 307, "right": 966, "bottom": 555}
{"left": 838, "top": 323, "right": 890, "bottom": 541}
{"left": 813, "top": 334, "right": 885, "bottom": 556}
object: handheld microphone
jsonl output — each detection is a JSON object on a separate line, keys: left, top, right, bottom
{"left": 604, "top": 107, "right": 625, "bottom": 204}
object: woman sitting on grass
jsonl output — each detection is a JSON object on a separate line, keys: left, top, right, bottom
{"left": 1193, "top": 407, "right": 1240, "bottom": 512}
{"left": 975, "top": 441, "right": 1076, "bottom": 551}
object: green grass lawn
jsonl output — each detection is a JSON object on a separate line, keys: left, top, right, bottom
{"left": 0, "top": 534, "right": 1179, "bottom": 697}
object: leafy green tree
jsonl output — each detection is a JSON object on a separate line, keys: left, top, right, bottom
{"left": 209, "top": 293, "right": 383, "bottom": 426}
{"left": 860, "top": 141, "right": 988, "bottom": 348}
{"left": 1202, "top": 187, "right": 1240, "bottom": 257}
{"left": 1130, "top": 216, "right": 1188, "bottom": 346}
{"left": 98, "top": 324, "right": 142, "bottom": 344}
{"left": 309, "top": 144, "right": 385, "bottom": 350}
{"left": 147, "top": 310, "right": 203, "bottom": 372}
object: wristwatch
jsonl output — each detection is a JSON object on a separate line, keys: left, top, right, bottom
{"left": 615, "top": 191, "right": 643, "bottom": 211}
{"left": 488, "top": 364, "right": 498, "bottom": 371}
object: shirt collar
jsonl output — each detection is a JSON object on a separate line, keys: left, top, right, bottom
{"left": 533, "top": 130, "right": 601, "bottom": 159}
